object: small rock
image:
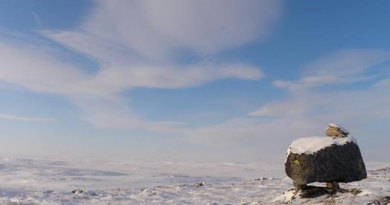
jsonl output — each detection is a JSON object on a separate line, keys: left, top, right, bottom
{"left": 349, "top": 188, "right": 362, "bottom": 195}
{"left": 298, "top": 186, "right": 336, "bottom": 198}
{"left": 367, "top": 196, "right": 390, "bottom": 205}
{"left": 72, "top": 189, "right": 84, "bottom": 194}
{"left": 254, "top": 177, "right": 267, "bottom": 181}
{"left": 326, "top": 123, "right": 349, "bottom": 138}
{"left": 85, "top": 190, "right": 98, "bottom": 196}
{"left": 195, "top": 182, "right": 206, "bottom": 187}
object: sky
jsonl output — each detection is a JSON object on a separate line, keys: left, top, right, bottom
{"left": 0, "top": 0, "right": 389, "bottom": 162}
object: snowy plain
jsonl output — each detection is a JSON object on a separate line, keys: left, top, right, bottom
{"left": 0, "top": 157, "right": 389, "bottom": 205}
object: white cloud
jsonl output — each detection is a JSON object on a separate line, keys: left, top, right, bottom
{"left": 0, "top": 38, "right": 263, "bottom": 129}
{"left": 1, "top": 2, "right": 390, "bottom": 161}
{"left": 274, "top": 75, "right": 347, "bottom": 91}
{"left": 249, "top": 96, "right": 318, "bottom": 117}
{"left": 40, "top": 30, "right": 142, "bottom": 65}
{"left": 303, "top": 49, "right": 390, "bottom": 77}
{"left": 0, "top": 39, "right": 259, "bottom": 94}
{"left": 42, "top": 0, "right": 281, "bottom": 62}
{"left": 70, "top": 0, "right": 282, "bottom": 59}
{"left": 176, "top": 76, "right": 390, "bottom": 161}
{"left": 148, "top": 49, "right": 388, "bottom": 160}
{"left": 139, "top": 0, "right": 281, "bottom": 54}
{"left": 0, "top": 113, "right": 55, "bottom": 122}
{"left": 86, "top": 63, "right": 262, "bottom": 93}
{"left": 0, "top": 0, "right": 280, "bottom": 128}
{"left": 0, "top": 40, "right": 88, "bottom": 95}
{"left": 251, "top": 49, "right": 390, "bottom": 117}
{"left": 272, "top": 49, "right": 390, "bottom": 92}
{"left": 227, "top": 49, "right": 390, "bottom": 160}
{"left": 32, "top": 12, "right": 43, "bottom": 27}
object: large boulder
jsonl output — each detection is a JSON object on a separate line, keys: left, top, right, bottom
{"left": 285, "top": 136, "right": 367, "bottom": 189}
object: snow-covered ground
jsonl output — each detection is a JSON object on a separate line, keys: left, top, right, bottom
{"left": 0, "top": 157, "right": 389, "bottom": 204}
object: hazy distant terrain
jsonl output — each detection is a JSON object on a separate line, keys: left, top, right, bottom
{"left": 0, "top": 157, "right": 389, "bottom": 204}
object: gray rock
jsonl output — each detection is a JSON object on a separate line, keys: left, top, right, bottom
{"left": 285, "top": 142, "right": 367, "bottom": 190}
{"left": 367, "top": 196, "right": 390, "bottom": 205}
{"left": 326, "top": 124, "right": 349, "bottom": 138}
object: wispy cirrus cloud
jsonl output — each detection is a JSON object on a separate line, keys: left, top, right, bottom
{"left": 251, "top": 49, "right": 390, "bottom": 117}
{"left": 302, "top": 49, "right": 390, "bottom": 77}
{"left": 0, "top": 0, "right": 281, "bottom": 129}
{"left": 171, "top": 50, "right": 390, "bottom": 161}
{"left": 42, "top": 0, "right": 282, "bottom": 62}
{"left": 47, "top": 0, "right": 281, "bottom": 59}
{"left": 0, "top": 38, "right": 263, "bottom": 129}
{"left": 0, "top": 113, "right": 55, "bottom": 122}
{"left": 271, "top": 49, "right": 390, "bottom": 91}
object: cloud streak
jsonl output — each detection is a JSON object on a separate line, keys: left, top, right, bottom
{"left": 251, "top": 49, "right": 390, "bottom": 117}
{"left": 0, "top": 38, "right": 263, "bottom": 130}
{"left": 166, "top": 50, "right": 390, "bottom": 161}
{"left": 0, "top": 113, "right": 55, "bottom": 122}
{"left": 0, "top": 0, "right": 281, "bottom": 130}
{"left": 70, "top": 0, "right": 282, "bottom": 59}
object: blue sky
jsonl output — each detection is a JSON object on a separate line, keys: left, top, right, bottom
{"left": 0, "top": 0, "right": 389, "bottom": 162}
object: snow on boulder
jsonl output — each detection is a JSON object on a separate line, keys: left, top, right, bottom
{"left": 287, "top": 136, "right": 356, "bottom": 155}
{"left": 285, "top": 135, "right": 367, "bottom": 190}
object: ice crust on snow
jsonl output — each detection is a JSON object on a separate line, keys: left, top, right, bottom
{"left": 287, "top": 136, "right": 357, "bottom": 156}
